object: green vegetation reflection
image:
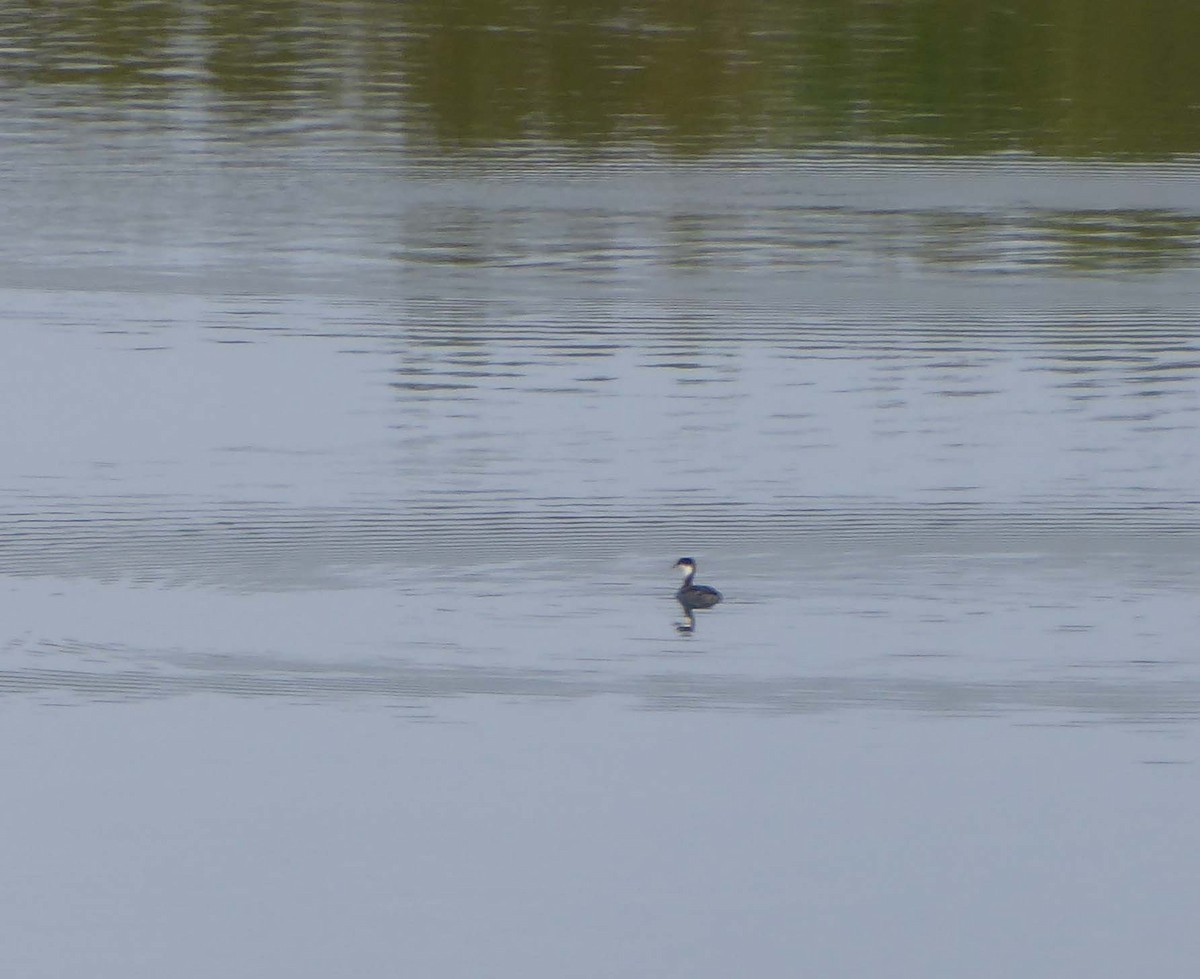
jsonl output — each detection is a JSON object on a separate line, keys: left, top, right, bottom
{"left": 3, "top": 0, "right": 1199, "bottom": 156}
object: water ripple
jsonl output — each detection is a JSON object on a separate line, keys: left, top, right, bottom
{"left": 4, "top": 642, "right": 1199, "bottom": 724}
{"left": 1, "top": 500, "right": 1198, "bottom": 588}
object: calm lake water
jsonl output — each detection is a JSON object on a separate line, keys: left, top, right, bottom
{"left": 3, "top": 3, "right": 1200, "bottom": 977}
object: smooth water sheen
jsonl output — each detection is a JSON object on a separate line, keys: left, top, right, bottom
{"left": 2, "top": 4, "right": 1200, "bottom": 977}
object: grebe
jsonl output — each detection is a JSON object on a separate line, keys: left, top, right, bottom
{"left": 674, "top": 557, "right": 722, "bottom": 609}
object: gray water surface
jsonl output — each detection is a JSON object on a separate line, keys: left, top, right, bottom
{"left": 4, "top": 6, "right": 1200, "bottom": 976}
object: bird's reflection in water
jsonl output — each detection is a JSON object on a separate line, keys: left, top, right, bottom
{"left": 675, "top": 606, "right": 697, "bottom": 634}
{"left": 674, "top": 599, "right": 723, "bottom": 635}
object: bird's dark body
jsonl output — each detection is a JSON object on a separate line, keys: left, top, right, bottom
{"left": 673, "top": 557, "right": 722, "bottom": 609}
{"left": 677, "top": 583, "right": 722, "bottom": 609}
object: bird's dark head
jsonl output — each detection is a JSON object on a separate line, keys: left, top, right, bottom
{"left": 674, "top": 557, "right": 696, "bottom": 576}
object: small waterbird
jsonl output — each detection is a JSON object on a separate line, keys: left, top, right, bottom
{"left": 674, "top": 557, "right": 722, "bottom": 609}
